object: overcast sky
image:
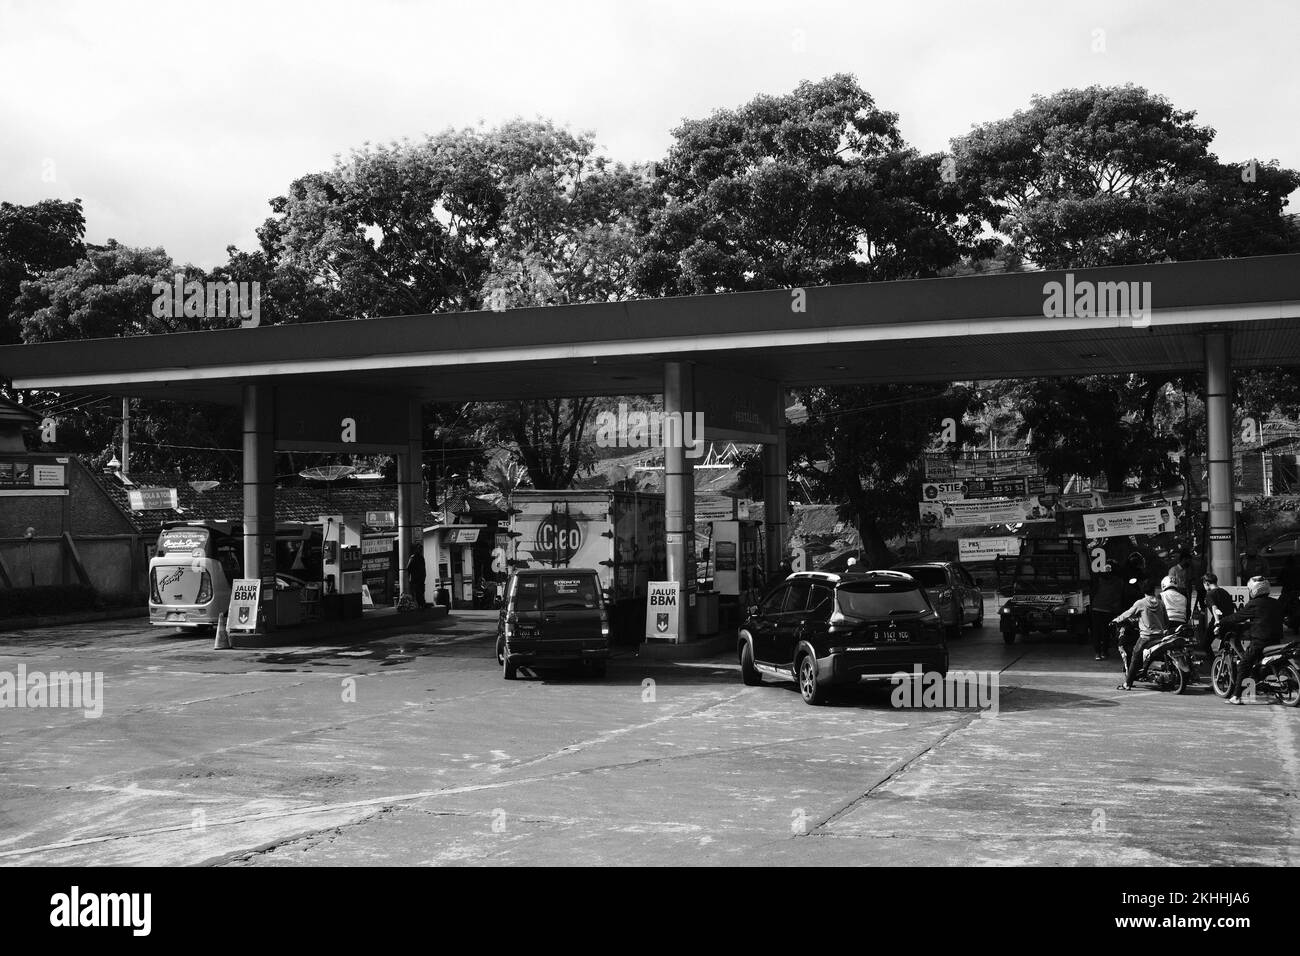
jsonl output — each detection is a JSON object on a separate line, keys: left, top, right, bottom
{"left": 2, "top": 0, "right": 1296, "bottom": 268}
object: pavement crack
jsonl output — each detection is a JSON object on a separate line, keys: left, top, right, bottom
{"left": 808, "top": 711, "right": 985, "bottom": 834}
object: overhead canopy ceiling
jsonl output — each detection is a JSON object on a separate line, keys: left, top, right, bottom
{"left": 2, "top": 254, "right": 1298, "bottom": 406}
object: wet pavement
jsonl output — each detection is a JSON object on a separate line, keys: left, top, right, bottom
{"left": 1, "top": 611, "right": 1296, "bottom": 866}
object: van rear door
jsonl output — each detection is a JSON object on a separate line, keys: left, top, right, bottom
{"left": 540, "top": 574, "right": 605, "bottom": 643}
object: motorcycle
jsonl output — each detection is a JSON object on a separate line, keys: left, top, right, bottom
{"left": 1112, "top": 620, "right": 1198, "bottom": 694}
{"left": 1209, "top": 622, "right": 1300, "bottom": 705}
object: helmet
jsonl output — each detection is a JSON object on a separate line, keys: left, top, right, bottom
{"left": 1248, "top": 576, "right": 1271, "bottom": 599}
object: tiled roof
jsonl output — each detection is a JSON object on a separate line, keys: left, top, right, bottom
{"left": 90, "top": 471, "right": 438, "bottom": 535}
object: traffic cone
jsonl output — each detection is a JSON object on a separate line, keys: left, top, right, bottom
{"left": 213, "top": 612, "right": 231, "bottom": 650}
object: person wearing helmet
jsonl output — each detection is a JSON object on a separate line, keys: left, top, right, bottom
{"left": 1221, "top": 576, "right": 1284, "bottom": 704}
{"left": 1160, "top": 571, "right": 1189, "bottom": 630}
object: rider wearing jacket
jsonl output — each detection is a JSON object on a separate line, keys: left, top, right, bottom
{"left": 1221, "top": 576, "right": 1284, "bottom": 705}
{"left": 1113, "top": 580, "right": 1169, "bottom": 690}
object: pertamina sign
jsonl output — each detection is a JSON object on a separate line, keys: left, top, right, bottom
{"left": 645, "top": 581, "right": 680, "bottom": 640}
{"left": 535, "top": 512, "right": 582, "bottom": 565}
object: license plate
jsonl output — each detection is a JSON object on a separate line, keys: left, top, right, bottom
{"left": 516, "top": 625, "right": 538, "bottom": 638}
{"left": 166, "top": 612, "right": 183, "bottom": 622}
{"left": 877, "top": 628, "right": 907, "bottom": 643}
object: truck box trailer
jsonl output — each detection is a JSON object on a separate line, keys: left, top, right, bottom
{"left": 508, "top": 490, "right": 667, "bottom": 644}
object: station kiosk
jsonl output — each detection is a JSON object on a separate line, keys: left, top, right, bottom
{"left": 423, "top": 523, "right": 487, "bottom": 608}
{"left": 321, "top": 513, "right": 364, "bottom": 619}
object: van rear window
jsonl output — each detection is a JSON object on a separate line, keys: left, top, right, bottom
{"left": 513, "top": 575, "right": 602, "bottom": 611}
{"left": 542, "top": 576, "right": 602, "bottom": 609}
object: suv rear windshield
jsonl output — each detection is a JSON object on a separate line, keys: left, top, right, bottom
{"left": 837, "top": 582, "right": 931, "bottom": 618}
{"left": 514, "top": 575, "right": 603, "bottom": 611}
{"left": 896, "top": 567, "right": 946, "bottom": 588}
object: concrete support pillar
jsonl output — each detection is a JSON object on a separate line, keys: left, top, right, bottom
{"left": 663, "top": 361, "right": 696, "bottom": 643}
{"left": 397, "top": 398, "right": 423, "bottom": 603}
{"left": 241, "top": 384, "right": 275, "bottom": 631}
{"left": 763, "top": 389, "right": 789, "bottom": 577}
{"left": 1204, "top": 333, "right": 1237, "bottom": 585}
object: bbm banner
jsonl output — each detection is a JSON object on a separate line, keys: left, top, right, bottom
{"left": 645, "top": 581, "right": 680, "bottom": 641}
{"left": 227, "top": 579, "right": 261, "bottom": 631}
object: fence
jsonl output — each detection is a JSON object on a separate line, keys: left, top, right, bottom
{"left": 0, "top": 534, "right": 147, "bottom": 595}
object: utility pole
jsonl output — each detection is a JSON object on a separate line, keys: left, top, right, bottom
{"left": 121, "top": 396, "right": 130, "bottom": 478}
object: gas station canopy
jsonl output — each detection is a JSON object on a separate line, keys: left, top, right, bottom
{"left": 3, "top": 253, "right": 1299, "bottom": 405}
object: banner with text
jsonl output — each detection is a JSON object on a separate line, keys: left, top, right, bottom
{"left": 958, "top": 537, "right": 1023, "bottom": 561}
{"left": 920, "top": 497, "right": 1054, "bottom": 528}
{"left": 1082, "top": 506, "right": 1177, "bottom": 539}
{"left": 645, "top": 581, "right": 680, "bottom": 640}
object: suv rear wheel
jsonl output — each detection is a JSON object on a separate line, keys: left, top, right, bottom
{"left": 797, "top": 653, "right": 826, "bottom": 705}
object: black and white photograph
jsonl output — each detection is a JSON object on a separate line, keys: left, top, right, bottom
{"left": 0, "top": 0, "right": 1296, "bottom": 930}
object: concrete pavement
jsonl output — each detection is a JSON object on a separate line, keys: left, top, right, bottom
{"left": 0, "top": 611, "right": 1296, "bottom": 866}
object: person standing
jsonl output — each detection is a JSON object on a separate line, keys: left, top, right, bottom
{"left": 1089, "top": 564, "right": 1127, "bottom": 661}
{"left": 1200, "top": 572, "right": 1235, "bottom": 653}
{"left": 1279, "top": 555, "right": 1300, "bottom": 631}
{"left": 406, "top": 547, "right": 427, "bottom": 609}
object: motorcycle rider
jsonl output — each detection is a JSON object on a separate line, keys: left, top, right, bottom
{"left": 1112, "top": 579, "right": 1169, "bottom": 691}
{"left": 1221, "top": 575, "right": 1284, "bottom": 705}
{"left": 1160, "top": 569, "right": 1189, "bottom": 631}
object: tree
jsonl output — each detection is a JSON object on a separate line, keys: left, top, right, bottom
{"left": 634, "top": 73, "right": 990, "bottom": 295}
{"left": 0, "top": 198, "right": 86, "bottom": 344}
{"left": 474, "top": 398, "right": 599, "bottom": 489}
{"left": 791, "top": 385, "right": 982, "bottom": 566}
{"left": 264, "top": 120, "right": 655, "bottom": 489}
{"left": 9, "top": 240, "right": 242, "bottom": 477}
{"left": 993, "top": 377, "right": 1181, "bottom": 492}
{"left": 955, "top": 84, "right": 1300, "bottom": 494}
{"left": 952, "top": 84, "right": 1300, "bottom": 269}
{"left": 631, "top": 75, "right": 986, "bottom": 559}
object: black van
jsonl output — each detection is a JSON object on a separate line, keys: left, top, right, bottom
{"left": 495, "top": 568, "right": 611, "bottom": 679}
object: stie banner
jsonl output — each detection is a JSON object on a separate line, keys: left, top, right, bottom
{"left": 920, "top": 497, "right": 1054, "bottom": 528}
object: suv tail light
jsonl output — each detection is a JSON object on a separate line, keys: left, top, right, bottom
{"left": 149, "top": 571, "right": 162, "bottom": 603}
{"left": 196, "top": 571, "right": 213, "bottom": 604}
{"left": 600, "top": 611, "right": 610, "bottom": 637}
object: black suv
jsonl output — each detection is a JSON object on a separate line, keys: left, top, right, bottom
{"left": 738, "top": 570, "right": 948, "bottom": 704}
{"left": 495, "top": 568, "right": 611, "bottom": 679}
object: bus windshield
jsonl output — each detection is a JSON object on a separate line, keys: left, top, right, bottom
{"left": 157, "top": 527, "right": 211, "bottom": 556}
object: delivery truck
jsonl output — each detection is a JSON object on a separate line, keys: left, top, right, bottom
{"left": 507, "top": 490, "right": 667, "bottom": 645}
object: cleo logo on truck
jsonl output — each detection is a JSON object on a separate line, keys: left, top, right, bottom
{"left": 535, "top": 513, "right": 582, "bottom": 563}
